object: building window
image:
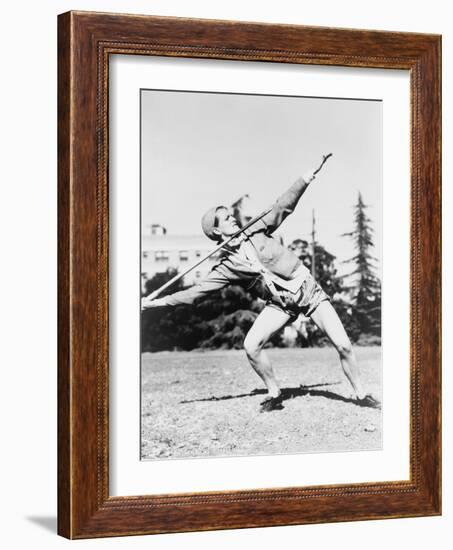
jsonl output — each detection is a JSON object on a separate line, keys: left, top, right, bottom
{"left": 179, "top": 250, "right": 189, "bottom": 261}
{"left": 155, "top": 250, "right": 169, "bottom": 261}
{"left": 150, "top": 224, "right": 167, "bottom": 236}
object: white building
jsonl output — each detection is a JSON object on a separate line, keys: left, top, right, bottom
{"left": 141, "top": 224, "right": 219, "bottom": 291}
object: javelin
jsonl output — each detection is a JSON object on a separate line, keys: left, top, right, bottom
{"left": 144, "top": 153, "right": 333, "bottom": 302}
{"left": 314, "top": 153, "right": 332, "bottom": 175}
{"left": 144, "top": 206, "right": 273, "bottom": 301}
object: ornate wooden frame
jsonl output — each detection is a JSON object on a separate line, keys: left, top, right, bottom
{"left": 58, "top": 11, "right": 441, "bottom": 539}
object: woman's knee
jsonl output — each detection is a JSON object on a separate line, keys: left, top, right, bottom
{"left": 243, "top": 334, "right": 264, "bottom": 359}
{"left": 335, "top": 339, "right": 353, "bottom": 359}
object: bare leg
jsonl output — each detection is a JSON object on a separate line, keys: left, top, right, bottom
{"left": 310, "top": 301, "right": 365, "bottom": 399}
{"left": 243, "top": 306, "right": 291, "bottom": 398}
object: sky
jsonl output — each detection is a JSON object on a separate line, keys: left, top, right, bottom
{"left": 141, "top": 90, "right": 382, "bottom": 277}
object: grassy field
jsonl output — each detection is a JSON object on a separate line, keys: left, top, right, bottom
{"left": 141, "top": 346, "right": 382, "bottom": 460}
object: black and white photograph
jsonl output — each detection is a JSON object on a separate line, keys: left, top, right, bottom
{"left": 140, "top": 89, "right": 383, "bottom": 460}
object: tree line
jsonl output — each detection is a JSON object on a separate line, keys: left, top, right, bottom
{"left": 141, "top": 193, "right": 381, "bottom": 351}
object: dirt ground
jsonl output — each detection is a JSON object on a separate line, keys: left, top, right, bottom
{"left": 141, "top": 346, "right": 382, "bottom": 460}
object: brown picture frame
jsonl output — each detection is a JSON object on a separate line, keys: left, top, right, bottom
{"left": 58, "top": 11, "right": 441, "bottom": 539}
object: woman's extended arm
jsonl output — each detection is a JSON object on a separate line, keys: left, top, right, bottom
{"left": 141, "top": 266, "right": 230, "bottom": 310}
{"left": 261, "top": 154, "right": 332, "bottom": 233}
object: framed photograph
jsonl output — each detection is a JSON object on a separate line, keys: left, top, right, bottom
{"left": 58, "top": 11, "right": 441, "bottom": 539}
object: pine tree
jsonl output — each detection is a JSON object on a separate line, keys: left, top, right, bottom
{"left": 342, "top": 192, "right": 381, "bottom": 339}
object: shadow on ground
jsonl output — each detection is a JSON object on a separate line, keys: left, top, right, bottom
{"left": 181, "top": 382, "right": 380, "bottom": 409}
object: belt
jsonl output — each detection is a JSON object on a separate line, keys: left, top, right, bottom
{"left": 271, "top": 263, "right": 310, "bottom": 294}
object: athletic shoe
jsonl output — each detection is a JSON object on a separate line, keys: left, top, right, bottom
{"left": 356, "top": 394, "right": 381, "bottom": 409}
{"left": 260, "top": 395, "right": 284, "bottom": 413}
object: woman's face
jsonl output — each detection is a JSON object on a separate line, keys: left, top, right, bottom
{"left": 214, "top": 207, "right": 239, "bottom": 239}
